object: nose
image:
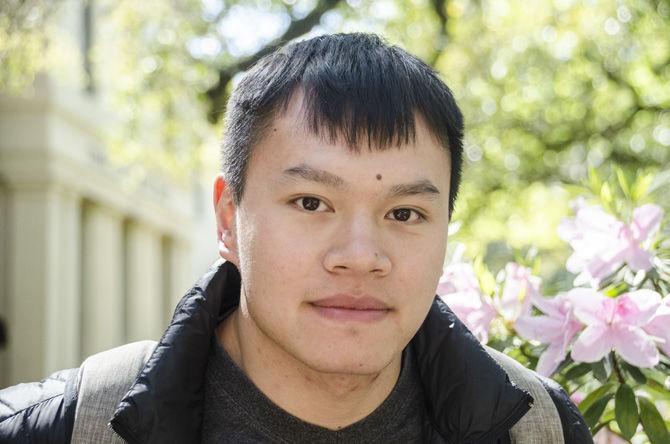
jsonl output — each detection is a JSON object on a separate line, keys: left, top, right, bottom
{"left": 322, "top": 215, "right": 392, "bottom": 277}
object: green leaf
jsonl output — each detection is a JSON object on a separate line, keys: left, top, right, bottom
{"left": 615, "top": 384, "right": 638, "bottom": 440}
{"left": 601, "top": 182, "right": 613, "bottom": 207}
{"left": 583, "top": 393, "right": 614, "bottom": 431}
{"left": 639, "top": 397, "right": 670, "bottom": 444}
{"left": 616, "top": 167, "right": 630, "bottom": 198}
{"left": 579, "top": 383, "right": 615, "bottom": 414}
{"left": 645, "top": 379, "right": 670, "bottom": 400}
{"left": 621, "top": 361, "right": 647, "bottom": 384}
{"left": 603, "top": 281, "right": 629, "bottom": 298}
{"left": 564, "top": 363, "right": 592, "bottom": 380}
{"left": 592, "top": 358, "right": 612, "bottom": 383}
{"left": 588, "top": 166, "right": 602, "bottom": 194}
{"left": 633, "top": 172, "right": 655, "bottom": 201}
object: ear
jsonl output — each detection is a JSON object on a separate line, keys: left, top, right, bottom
{"left": 213, "top": 174, "right": 240, "bottom": 267}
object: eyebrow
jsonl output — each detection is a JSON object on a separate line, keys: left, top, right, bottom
{"left": 281, "top": 164, "right": 441, "bottom": 200}
{"left": 388, "top": 180, "right": 441, "bottom": 200}
{"left": 283, "top": 164, "right": 345, "bottom": 189}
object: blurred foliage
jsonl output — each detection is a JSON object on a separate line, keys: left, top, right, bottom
{"left": 93, "top": 0, "right": 221, "bottom": 180}
{"left": 1, "top": 0, "right": 669, "bottom": 275}
{"left": 441, "top": 0, "right": 670, "bottom": 264}
{"left": 0, "top": 0, "right": 60, "bottom": 91}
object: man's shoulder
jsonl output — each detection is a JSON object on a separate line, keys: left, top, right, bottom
{"left": 0, "top": 367, "right": 79, "bottom": 443}
{"left": 70, "top": 340, "right": 157, "bottom": 442}
{"left": 484, "top": 346, "right": 593, "bottom": 444}
{"left": 0, "top": 340, "right": 157, "bottom": 443}
{"left": 535, "top": 374, "right": 594, "bottom": 443}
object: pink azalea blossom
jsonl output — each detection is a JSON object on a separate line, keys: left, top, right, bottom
{"left": 436, "top": 257, "right": 496, "bottom": 344}
{"left": 569, "top": 288, "right": 662, "bottom": 367}
{"left": 515, "top": 293, "right": 582, "bottom": 376}
{"left": 495, "top": 262, "right": 540, "bottom": 323}
{"left": 644, "top": 294, "right": 670, "bottom": 357}
{"left": 558, "top": 202, "right": 663, "bottom": 287}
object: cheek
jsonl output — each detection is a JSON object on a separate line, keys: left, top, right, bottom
{"left": 394, "top": 231, "right": 446, "bottom": 281}
{"left": 236, "top": 216, "right": 315, "bottom": 303}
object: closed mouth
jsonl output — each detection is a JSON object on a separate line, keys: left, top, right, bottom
{"left": 308, "top": 294, "right": 391, "bottom": 321}
{"left": 310, "top": 294, "right": 390, "bottom": 311}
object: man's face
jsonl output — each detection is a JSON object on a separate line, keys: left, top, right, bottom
{"left": 215, "top": 96, "right": 451, "bottom": 375}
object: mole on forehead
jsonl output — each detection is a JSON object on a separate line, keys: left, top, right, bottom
{"left": 376, "top": 174, "right": 382, "bottom": 180}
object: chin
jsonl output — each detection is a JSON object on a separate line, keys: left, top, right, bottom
{"left": 300, "top": 348, "right": 397, "bottom": 376}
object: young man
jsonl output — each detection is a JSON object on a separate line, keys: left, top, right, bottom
{"left": 0, "top": 33, "right": 592, "bottom": 443}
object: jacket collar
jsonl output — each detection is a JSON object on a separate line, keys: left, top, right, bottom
{"left": 111, "top": 260, "right": 532, "bottom": 443}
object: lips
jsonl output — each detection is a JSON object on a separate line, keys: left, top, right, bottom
{"left": 309, "top": 294, "right": 390, "bottom": 322}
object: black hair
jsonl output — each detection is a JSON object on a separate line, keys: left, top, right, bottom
{"left": 221, "top": 32, "right": 464, "bottom": 217}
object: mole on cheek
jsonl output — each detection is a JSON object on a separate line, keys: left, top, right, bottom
{"left": 376, "top": 174, "right": 382, "bottom": 180}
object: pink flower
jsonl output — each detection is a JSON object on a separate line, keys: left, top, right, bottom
{"left": 495, "top": 262, "right": 540, "bottom": 323}
{"left": 437, "top": 260, "right": 496, "bottom": 344}
{"left": 644, "top": 294, "right": 670, "bottom": 357}
{"left": 436, "top": 261, "right": 481, "bottom": 297}
{"left": 515, "top": 293, "right": 583, "bottom": 376}
{"left": 569, "top": 288, "right": 662, "bottom": 367}
{"left": 558, "top": 202, "right": 663, "bottom": 287}
{"left": 570, "top": 391, "right": 585, "bottom": 405}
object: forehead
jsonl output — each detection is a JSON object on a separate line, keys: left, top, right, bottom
{"left": 250, "top": 92, "right": 451, "bottom": 183}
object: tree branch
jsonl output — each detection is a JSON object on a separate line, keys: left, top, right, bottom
{"left": 427, "top": 0, "right": 449, "bottom": 67}
{"left": 205, "top": 0, "right": 343, "bottom": 122}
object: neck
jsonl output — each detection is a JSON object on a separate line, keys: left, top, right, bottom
{"left": 217, "top": 308, "right": 402, "bottom": 430}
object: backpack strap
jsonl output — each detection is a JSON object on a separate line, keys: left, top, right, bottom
{"left": 485, "top": 346, "right": 565, "bottom": 444}
{"left": 71, "top": 340, "right": 157, "bottom": 443}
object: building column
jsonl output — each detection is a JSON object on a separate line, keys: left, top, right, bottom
{"left": 45, "top": 187, "right": 82, "bottom": 373}
{"left": 6, "top": 185, "right": 82, "bottom": 385}
{"left": 125, "top": 222, "right": 164, "bottom": 342}
{"left": 164, "top": 238, "right": 192, "bottom": 322}
{"left": 81, "top": 203, "right": 125, "bottom": 357}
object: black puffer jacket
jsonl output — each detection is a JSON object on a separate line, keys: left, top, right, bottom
{"left": 0, "top": 261, "right": 593, "bottom": 443}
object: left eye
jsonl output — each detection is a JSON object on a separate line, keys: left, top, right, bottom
{"left": 292, "top": 196, "right": 330, "bottom": 212}
{"left": 388, "top": 208, "right": 425, "bottom": 223}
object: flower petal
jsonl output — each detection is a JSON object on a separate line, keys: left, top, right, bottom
{"left": 644, "top": 296, "right": 670, "bottom": 356}
{"left": 584, "top": 247, "right": 627, "bottom": 282}
{"left": 644, "top": 317, "right": 670, "bottom": 357}
{"left": 612, "top": 324, "right": 659, "bottom": 368}
{"left": 531, "top": 294, "right": 565, "bottom": 318}
{"left": 625, "top": 248, "right": 654, "bottom": 271}
{"left": 571, "top": 325, "right": 612, "bottom": 363}
{"left": 536, "top": 342, "right": 568, "bottom": 377}
{"left": 497, "top": 262, "right": 539, "bottom": 322}
{"left": 631, "top": 204, "right": 663, "bottom": 242}
{"left": 436, "top": 263, "right": 481, "bottom": 295}
{"left": 515, "top": 315, "right": 565, "bottom": 343}
{"left": 568, "top": 288, "right": 606, "bottom": 325}
{"left": 622, "top": 289, "right": 662, "bottom": 326}
{"left": 441, "top": 292, "right": 495, "bottom": 344}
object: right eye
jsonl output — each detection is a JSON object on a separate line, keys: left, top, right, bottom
{"left": 291, "top": 196, "right": 330, "bottom": 212}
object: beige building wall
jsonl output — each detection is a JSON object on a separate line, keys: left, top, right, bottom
{"left": 81, "top": 203, "right": 125, "bottom": 357}
{"left": 0, "top": 76, "right": 202, "bottom": 387}
{"left": 125, "top": 222, "right": 165, "bottom": 343}
{"left": 0, "top": 1, "right": 220, "bottom": 388}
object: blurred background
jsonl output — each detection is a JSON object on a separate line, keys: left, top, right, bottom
{"left": 0, "top": 0, "right": 668, "bottom": 388}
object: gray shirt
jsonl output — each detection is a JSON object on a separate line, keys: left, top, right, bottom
{"left": 202, "top": 333, "right": 428, "bottom": 443}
